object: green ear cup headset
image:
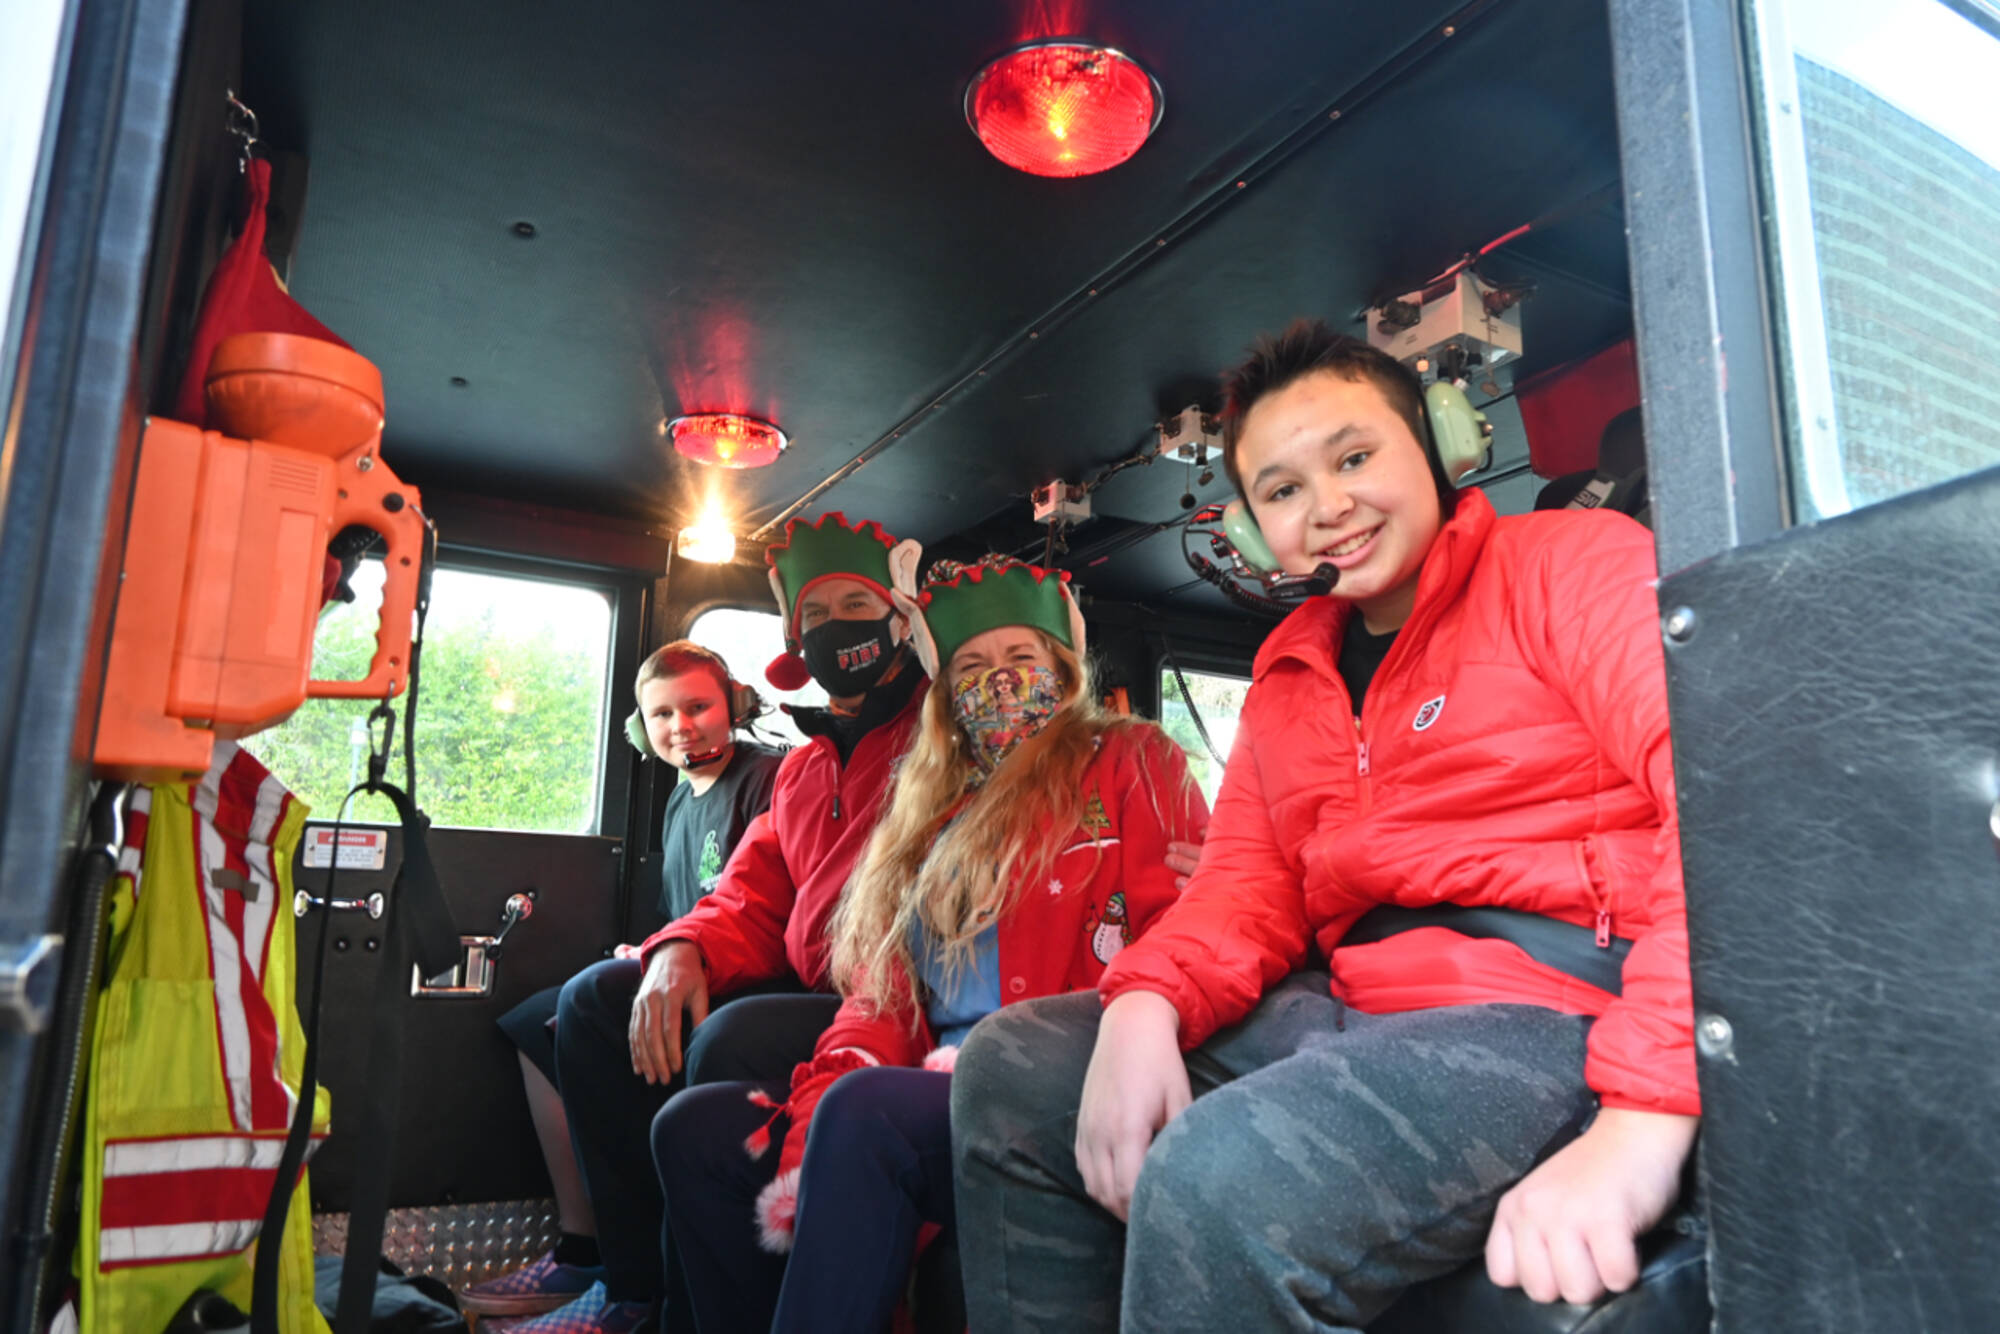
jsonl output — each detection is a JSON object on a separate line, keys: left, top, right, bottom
{"left": 1217, "top": 378, "right": 1492, "bottom": 577}
{"left": 625, "top": 678, "right": 762, "bottom": 764}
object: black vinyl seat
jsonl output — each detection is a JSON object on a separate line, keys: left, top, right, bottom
{"left": 1369, "top": 1213, "right": 1710, "bottom": 1333}
{"left": 1535, "top": 405, "right": 1651, "bottom": 528}
{"left": 908, "top": 1214, "right": 1710, "bottom": 1332}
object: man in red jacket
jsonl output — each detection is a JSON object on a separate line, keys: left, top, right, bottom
{"left": 526, "top": 513, "right": 930, "bottom": 1334}
{"left": 952, "top": 321, "right": 1699, "bottom": 1334}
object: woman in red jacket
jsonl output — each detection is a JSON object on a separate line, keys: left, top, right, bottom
{"left": 951, "top": 321, "right": 1700, "bottom": 1334}
{"left": 653, "top": 555, "right": 1207, "bottom": 1334}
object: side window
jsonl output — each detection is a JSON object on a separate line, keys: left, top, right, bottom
{"left": 252, "top": 560, "right": 614, "bottom": 832}
{"left": 1158, "top": 666, "right": 1252, "bottom": 806}
{"left": 1748, "top": 0, "right": 2000, "bottom": 519}
{"left": 686, "top": 606, "right": 828, "bottom": 749}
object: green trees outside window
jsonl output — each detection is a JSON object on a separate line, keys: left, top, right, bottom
{"left": 252, "top": 562, "right": 613, "bottom": 832}
{"left": 1158, "top": 667, "right": 1250, "bottom": 806}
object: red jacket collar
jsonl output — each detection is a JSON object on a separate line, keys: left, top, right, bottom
{"left": 1252, "top": 488, "right": 1498, "bottom": 684}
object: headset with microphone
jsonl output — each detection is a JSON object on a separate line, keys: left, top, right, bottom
{"left": 1188, "top": 378, "right": 1492, "bottom": 613}
{"left": 624, "top": 650, "right": 765, "bottom": 769}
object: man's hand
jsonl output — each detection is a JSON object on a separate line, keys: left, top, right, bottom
{"left": 1165, "top": 840, "right": 1203, "bottom": 889}
{"left": 628, "top": 941, "right": 710, "bottom": 1085}
{"left": 1486, "top": 1107, "right": 1699, "bottom": 1305}
{"left": 1075, "top": 990, "right": 1189, "bottom": 1221}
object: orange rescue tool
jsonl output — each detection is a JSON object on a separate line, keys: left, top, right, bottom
{"left": 93, "top": 333, "right": 425, "bottom": 781}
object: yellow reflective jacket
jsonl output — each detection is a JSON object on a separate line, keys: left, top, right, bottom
{"left": 75, "top": 742, "right": 331, "bottom": 1334}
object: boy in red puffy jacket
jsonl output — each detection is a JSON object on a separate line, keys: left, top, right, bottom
{"left": 952, "top": 321, "right": 1699, "bottom": 1333}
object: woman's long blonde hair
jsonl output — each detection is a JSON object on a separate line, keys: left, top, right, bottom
{"left": 829, "top": 630, "right": 1178, "bottom": 1018}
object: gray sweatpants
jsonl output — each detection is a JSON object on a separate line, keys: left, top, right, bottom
{"left": 950, "top": 974, "right": 1596, "bottom": 1333}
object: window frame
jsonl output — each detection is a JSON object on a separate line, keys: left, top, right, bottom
{"left": 422, "top": 543, "right": 647, "bottom": 839}
{"left": 675, "top": 596, "right": 780, "bottom": 644}
{"left": 1606, "top": 0, "right": 1793, "bottom": 575}
{"left": 1153, "top": 650, "right": 1253, "bottom": 806}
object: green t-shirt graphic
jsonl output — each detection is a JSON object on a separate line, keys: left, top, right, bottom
{"left": 657, "top": 742, "right": 784, "bottom": 921}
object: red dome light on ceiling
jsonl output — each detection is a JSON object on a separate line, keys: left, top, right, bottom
{"left": 965, "top": 40, "right": 1163, "bottom": 178}
{"left": 667, "top": 413, "right": 788, "bottom": 469}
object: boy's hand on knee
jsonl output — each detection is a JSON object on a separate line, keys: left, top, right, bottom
{"left": 629, "top": 942, "right": 710, "bottom": 1084}
{"left": 1075, "top": 991, "right": 1188, "bottom": 1222}
{"left": 1485, "top": 1108, "right": 1698, "bottom": 1306}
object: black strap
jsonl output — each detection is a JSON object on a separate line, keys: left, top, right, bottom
{"left": 1342, "top": 903, "right": 1633, "bottom": 997}
{"left": 251, "top": 778, "right": 458, "bottom": 1334}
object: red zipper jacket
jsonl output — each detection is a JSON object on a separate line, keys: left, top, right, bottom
{"left": 641, "top": 676, "right": 927, "bottom": 993}
{"left": 1100, "top": 489, "right": 1698, "bottom": 1116}
{"left": 814, "top": 726, "right": 1209, "bottom": 1068}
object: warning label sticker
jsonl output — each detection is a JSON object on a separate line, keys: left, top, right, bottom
{"left": 302, "top": 827, "right": 389, "bottom": 870}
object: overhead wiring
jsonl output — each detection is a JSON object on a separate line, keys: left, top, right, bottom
{"left": 1418, "top": 181, "right": 1622, "bottom": 290}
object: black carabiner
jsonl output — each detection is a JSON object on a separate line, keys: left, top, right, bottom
{"left": 364, "top": 700, "right": 397, "bottom": 788}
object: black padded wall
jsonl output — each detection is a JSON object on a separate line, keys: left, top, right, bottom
{"left": 1659, "top": 466, "right": 2000, "bottom": 1332}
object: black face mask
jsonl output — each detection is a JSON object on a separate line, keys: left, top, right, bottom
{"left": 800, "top": 615, "right": 898, "bottom": 697}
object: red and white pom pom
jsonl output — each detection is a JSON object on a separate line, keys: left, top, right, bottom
{"left": 755, "top": 1167, "right": 802, "bottom": 1253}
{"left": 765, "top": 651, "right": 811, "bottom": 691}
{"left": 922, "top": 1044, "right": 960, "bottom": 1074}
{"left": 742, "top": 1087, "right": 785, "bottom": 1159}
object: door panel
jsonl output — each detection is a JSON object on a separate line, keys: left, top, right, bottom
{"left": 297, "top": 825, "right": 622, "bottom": 1212}
{"left": 1658, "top": 465, "right": 2000, "bottom": 1331}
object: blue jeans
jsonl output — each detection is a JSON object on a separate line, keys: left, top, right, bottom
{"left": 551, "top": 958, "right": 837, "bottom": 1317}
{"left": 950, "top": 975, "right": 1597, "bottom": 1333}
{"left": 656, "top": 1066, "right": 958, "bottom": 1334}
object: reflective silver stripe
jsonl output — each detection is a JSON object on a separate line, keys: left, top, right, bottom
{"left": 100, "top": 1218, "right": 263, "bottom": 1265}
{"left": 105, "top": 1134, "right": 288, "bottom": 1177}
{"left": 197, "top": 816, "right": 256, "bottom": 1130}
{"left": 244, "top": 769, "right": 290, "bottom": 1120}
{"left": 119, "top": 787, "right": 152, "bottom": 900}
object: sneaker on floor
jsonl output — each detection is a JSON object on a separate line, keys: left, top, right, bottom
{"left": 459, "top": 1249, "right": 606, "bottom": 1318}
{"left": 480, "top": 1281, "right": 653, "bottom": 1334}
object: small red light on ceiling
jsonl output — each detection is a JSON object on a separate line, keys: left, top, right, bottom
{"left": 667, "top": 413, "right": 788, "bottom": 469}
{"left": 965, "top": 40, "right": 1162, "bottom": 178}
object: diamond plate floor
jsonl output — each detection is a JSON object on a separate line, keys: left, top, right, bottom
{"left": 314, "top": 1199, "right": 560, "bottom": 1292}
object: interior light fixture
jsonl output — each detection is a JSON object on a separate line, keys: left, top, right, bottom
{"left": 676, "top": 507, "right": 738, "bottom": 564}
{"left": 964, "top": 40, "right": 1162, "bottom": 178}
{"left": 667, "top": 412, "right": 788, "bottom": 469}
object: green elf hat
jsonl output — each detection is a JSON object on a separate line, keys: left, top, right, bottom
{"left": 763, "top": 511, "right": 922, "bottom": 689}
{"left": 894, "top": 554, "right": 1086, "bottom": 681}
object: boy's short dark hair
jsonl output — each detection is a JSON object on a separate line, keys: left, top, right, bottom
{"left": 1220, "top": 319, "right": 1458, "bottom": 516}
{"left": 636, "top": 640, "right": 733, "bottom": 701}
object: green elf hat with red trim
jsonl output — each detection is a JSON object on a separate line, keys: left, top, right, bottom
{"left": 894, "top": 555, "right": 1086, "bottom": 681}
{"left": 762, "top": 512, "right": 922, "bottom": 689}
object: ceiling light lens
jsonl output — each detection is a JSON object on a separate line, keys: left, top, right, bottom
{"left": 677, "top": 515, "right": 738, "bottom": 564}
{"left": 966, "top": 42, "right": 1161, "bottom": 178}
{"left": 668, "top": 413, "right": 788, "bottom": 469}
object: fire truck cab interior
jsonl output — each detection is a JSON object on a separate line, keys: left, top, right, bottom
{"left": 3, "top": 0, "right": 1999, "bottom": 1331}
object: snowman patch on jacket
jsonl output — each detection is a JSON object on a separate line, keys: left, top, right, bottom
{"left": 1087, "top": 892, "right": 1131, "bottom": 963}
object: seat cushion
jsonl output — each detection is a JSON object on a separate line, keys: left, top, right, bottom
{"left": 1368, "top": 1217, "right": 1710, "bottom": 1334}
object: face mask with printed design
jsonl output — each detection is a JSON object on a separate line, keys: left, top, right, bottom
{"left": 952, "top": 664, "right": 1065, "bottom": 773}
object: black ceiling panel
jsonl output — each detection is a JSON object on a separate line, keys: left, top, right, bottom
{"left": 242, "top": 0, "right": 1630, "bottom": 606}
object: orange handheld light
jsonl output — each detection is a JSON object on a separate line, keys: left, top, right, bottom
{"left": 93, "top": 333, "right": 425, "bottom": 782}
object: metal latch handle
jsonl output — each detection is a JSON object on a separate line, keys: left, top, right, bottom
{"left": 293, "top": 889, "right": 386, "bottom": 919}
{"left": 486, "top": 892, "right": 534, "bottom": 959}
{"left": 412, "top": 891, "right": 536, "bottom": 999}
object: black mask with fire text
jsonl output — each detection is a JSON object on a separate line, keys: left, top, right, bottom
{"left": 800, "top": 615, "right": 898, "bottom": 698}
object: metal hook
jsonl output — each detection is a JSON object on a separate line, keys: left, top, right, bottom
{"left": 225, "top": 88, "right": 259, "bottom": 173}
{"left": 364, "top": 700, "right": 397, "bottom": 787}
